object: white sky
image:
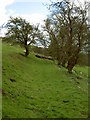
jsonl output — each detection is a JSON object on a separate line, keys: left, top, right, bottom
{"left": 0, "top": 0, "right": 50, "bottom": 36}
{"left": 0, "top": 0, "right": 89, "bottom": 36}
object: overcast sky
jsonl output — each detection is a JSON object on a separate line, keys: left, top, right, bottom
{"left": 0, "top": 0, "right": 52, "bottom": 36}
{"left": 0, "top": 0, "right": 89, "bottom": 36}
{"left": 0, "top": 0, "right": 50, "bottom": 26}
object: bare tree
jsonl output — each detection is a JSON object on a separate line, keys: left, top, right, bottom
{"left": 44, "top": 0, "right": 88, "bottom": 72}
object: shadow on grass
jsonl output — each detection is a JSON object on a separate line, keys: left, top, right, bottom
{"left": 19, "top": 53, "right": 25, "bottom": 57}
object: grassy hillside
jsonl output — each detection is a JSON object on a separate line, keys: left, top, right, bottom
{"left": 2, "top": 43, "right": 88, "bottom": 118}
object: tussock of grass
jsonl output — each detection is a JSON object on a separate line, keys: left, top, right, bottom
{"left": 2, "top": 43, "right": 88, "bottom": 118}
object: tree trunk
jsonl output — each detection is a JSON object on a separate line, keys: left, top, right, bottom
{"left": 24, "top": 39, "right": 29, "bottom": 57}
{"left": 67, "top": 56, "right": 78, "bottom": 73}
{"left": 57, "top": 60, "right": 61, "bottom": 65}
{"left": 67, "top": 63, "right": 74, "bottom": 73}
{"left": 56, "top": 44, "right": 61, "bottom": 66}
{"left": 25, "top": 45, "right": 29, "bottom": 57}
{"left": 62, "top": 59, "right": 66, "bottom": 67}
{"left": 57, "top": 51, "right": 61, "bottom": 65}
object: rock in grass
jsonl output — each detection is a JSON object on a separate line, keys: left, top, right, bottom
{"left": 76, "top": 81, "right": 80, "bottom": 84}
{"left": 0, "top": 88, "right": 5, "bottom": 96}
{"left": 10, "top": 78, "right": 16, "bottom": 82}
{"left": 35, "top": 54, "right": 53, "bottom": 61}
{"left": 63, "top": 100, "right": 69, "bottom": 103}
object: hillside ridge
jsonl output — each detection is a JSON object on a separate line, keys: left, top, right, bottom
{"left": 2, "top": 43, "right": 88, "bottom": 118}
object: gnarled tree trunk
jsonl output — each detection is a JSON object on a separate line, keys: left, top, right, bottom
{"left": 25, "top": 45, "right": 29, "bottom": 57}
{"left": 67, "top": 56, "right": 78, "bottom": 73}
{"left": 24, "top": 40, "right": 29, "bottom": 57}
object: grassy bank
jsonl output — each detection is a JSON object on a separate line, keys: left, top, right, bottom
{"left": 2, "top": 43, "right": 88, "bottom": 118}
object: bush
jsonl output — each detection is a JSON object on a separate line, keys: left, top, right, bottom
{"left": 77, "top": 53, "right": 88, "bottom": 66}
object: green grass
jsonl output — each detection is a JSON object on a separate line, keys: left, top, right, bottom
{"left": 2, "top": 43, "right": 88, "bottom": 118}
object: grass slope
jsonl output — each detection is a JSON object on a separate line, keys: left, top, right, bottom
{"left": 2, "top": 43, "right": 88, "bottom": 118}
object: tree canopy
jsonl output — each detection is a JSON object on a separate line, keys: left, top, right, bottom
{"left": 5, "top": 17, "right": 36, "bottom": 57}
{"left": 43, "top": 0, "right": 88, "bottom": 72}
